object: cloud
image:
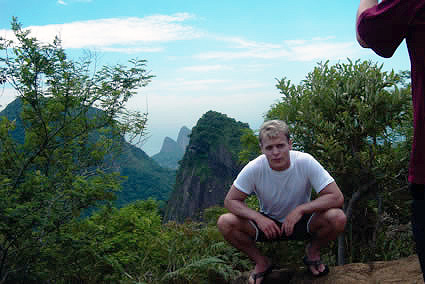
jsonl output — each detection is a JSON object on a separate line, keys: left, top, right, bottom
{"left": 0, "top": 87, "right": 18, "bottom": 111}
{"left": 217, "top": 36, "right": 281, "bottom": 50}
{"left": 0, "top": 13, "right": 201, "bottom": 52}
{"left": 195, "top": 49, "right": 290, "bottom": 60}
{"left": 156, "top": 78, "right": 228, "bottom": 92}
{"left": 57, "top": 0, "right": 93, "bottom": 5}
{"left": 144, "top": 76, "right": 269, "bottom": 96}
{"left": 286, "top": 40, "right": 357, "bottom": 61}
{"left": 58, "top": 0, "right": 94, "bottom": 4}
{"left": 180, "top": 64, "right": 230, "bottom": 72}
{"left": 100, "top": 46, "right": 164, "bottom": 53}
{"left": 0, "top": 14, "right": 359, "bottom": 62}
{"left": 195, "top": 37, "right": 359, "bottom": 62}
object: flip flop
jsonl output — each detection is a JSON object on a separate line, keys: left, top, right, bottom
{"left": 302, "top": 256, "right": 329, "bottom": 277}
{"left": 249, "top": 264, "right": 274, "bottom": 284}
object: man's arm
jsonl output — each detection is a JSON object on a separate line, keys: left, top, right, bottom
{"left": 282, "top": 182, "right": 344, "bottom": 236}
{"left": 224, "top": 185, "right": 257, "bottom": 220}
{"left": 356, "top": 0, "right": 379, "bottom": 47}
{"left": 224, "top": 185, "right": 282, "bottom": 239}
{"left": 299, "top": 182, "right": 344, "bottom": 213}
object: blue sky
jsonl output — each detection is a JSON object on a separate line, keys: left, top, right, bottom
{"left": 0, "top": 0, "right": 411, "bottom": 156}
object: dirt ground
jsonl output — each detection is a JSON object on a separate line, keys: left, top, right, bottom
{"left": 232, "top": 254, "right": 423, "bottom": 284}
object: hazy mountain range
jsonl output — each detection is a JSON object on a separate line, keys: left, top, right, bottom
{"left": 152, "top": 126, "right": 191, "bottom": 170}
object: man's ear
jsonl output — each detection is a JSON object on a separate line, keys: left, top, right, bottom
{"left": 289, "top": 139, "right": 293, "bottom": 150}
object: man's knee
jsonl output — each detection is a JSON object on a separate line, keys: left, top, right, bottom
{"left": 312, "top": 208, "right": 346, "bottom": 234}
{"left": 217, "top": 213, "right": 253, "bottom": 238}
{"left": 328, "top": 208, "right": 347, "bottom": 233}
{"left": 217, "top": 213, "right": 237, "bottom": 235}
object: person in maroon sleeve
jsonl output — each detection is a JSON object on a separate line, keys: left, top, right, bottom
{"left": 356, "top": 0, "right": 425, "bottom": 281}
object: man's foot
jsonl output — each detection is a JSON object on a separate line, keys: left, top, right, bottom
{"left": 248, "top": 264, "right": 274, "bottom": 284}
{"left": 303, "top": 242, "right": 329, "bottom": 277}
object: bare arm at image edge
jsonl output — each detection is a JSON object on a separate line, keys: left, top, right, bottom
{"left": 356, "top": 0, "right": 379, "bottom": 47}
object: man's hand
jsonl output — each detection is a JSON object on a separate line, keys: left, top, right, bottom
{"left": 256, "top": 214, "right": 282, "bottom": 240}
{"left": 282, "top": 207, "right": 303, "bottom": 237}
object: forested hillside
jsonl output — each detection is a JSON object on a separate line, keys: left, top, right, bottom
{"left": 0, "top": 98, "right": 175, "bottom": 207}
{"left": 164, "top": 110, "right": 249, "bottom": 222}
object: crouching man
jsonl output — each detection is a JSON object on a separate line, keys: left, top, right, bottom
{"left": 217, "top": 120, "right": 347, "bottom": 284}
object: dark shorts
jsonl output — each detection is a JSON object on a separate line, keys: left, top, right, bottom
{"left": 250, "top": 213, "right": 313, "bottom": 242}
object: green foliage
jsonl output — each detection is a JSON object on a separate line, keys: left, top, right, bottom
{"left": 44, "top": 200, "right": 165, "bottom": 283}
{"left": 238, "top": 128, "right": 261, "bottom": 164}
{"left": 266, "top": 59, "right": 412, "bottom": 264}
{"left": 269, "top": 60, "right": 411, "bottom": 188}
{"left": 0, "top": 98, "right": 176, "bottom": 211}
{"left": 180, "top": 110, "right": 249, "bottom": 182}
{"left": 164, "top": 110, "right": 250, "bottom": 223}
{"left": 202, "top": 206, "right": 228, "bottom": 226}
{"left": 39, "top": 201, "right": 249, "bottom": 283}
{"left": 0, "top": 18, "right": 153, "bottom": 282}
{"left": 0, "top": 23, "right": 416, "bottom": 283}
{"left": 117, "top": 143, "right": 176, "bottom": 207}
{"left": 188, "top": 111, "right": 248, "bottom": 158}
{"left": 355, "top": 212, "right": 414, "bottom": 262}
{"left": 161, "top": 221, "right": 249, "bottom": 284}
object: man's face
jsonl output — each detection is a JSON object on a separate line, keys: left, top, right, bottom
{"left": 260, "top": 133, "right": 292, "bottom": 171}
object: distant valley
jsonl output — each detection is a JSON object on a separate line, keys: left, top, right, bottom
{"left": 0, "top": 99, "right": 251, "bottom": 222}
{"left": 0, "top": 98, "right": 176, "bottom": 208}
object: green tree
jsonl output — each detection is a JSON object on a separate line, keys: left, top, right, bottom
{"left": 48, "top": 200, "right": 166, "bottom": 283}
{"left": 0, "top": 18, "right": 153, "bottom": 282}
{"left": 265, "top": 59, "right": 412, "bottom": 265}
{"left": 44, "top": 201, "right": 247, "bottom": 283}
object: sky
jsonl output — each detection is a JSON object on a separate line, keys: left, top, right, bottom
{"left": 0, "top": 0, "right": 411, "bottom": 156}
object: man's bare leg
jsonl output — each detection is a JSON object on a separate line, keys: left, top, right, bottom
{"left": 217, "top": 213, "right": 271, "bottom": 283}
{"left": 306, "top": 208, "right": 347, "bottom": 275}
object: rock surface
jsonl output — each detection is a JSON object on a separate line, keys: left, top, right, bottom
{"left": 152, "top": 126, "right": 191, "bottom": 170}
{"left": 164, "top": 111, "right": 249, "bottom": 222}
{"left": 176, "top": 126, "right": 191, "bottom": 151}
{"left": 232, "top": 254, "right": 423, "bottom": 284}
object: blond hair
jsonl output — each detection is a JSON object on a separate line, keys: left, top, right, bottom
{"left": 259, "top": 120, "right": 290, "bottom": 146}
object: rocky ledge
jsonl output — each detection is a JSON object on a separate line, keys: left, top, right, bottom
{"left": 231, "top": 254, "right": 423, "bottom": 284}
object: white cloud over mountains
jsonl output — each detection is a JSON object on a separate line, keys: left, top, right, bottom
{"left": 0, "top": 13, "right": 365, "bottom": 155}
{"left": 1, "top": 13, "right": 200, "bottom": 51}
{"left": 195, "top": 36, "right": 357, "bottom": 62}
{"left": 0, "top": 14, "right": 359, "bottom": 62}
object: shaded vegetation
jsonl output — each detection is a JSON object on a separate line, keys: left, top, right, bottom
{"left": 256, "top": 59, "right": 413, "bottom": 265}
{"left": 164, "top": 111, "right": 249, "bottom": 222}
{"left": 0, "top": 19, "right": 416, "bottom": 283}
{"left": 0, "top": 99, "right": 175, "bottom": 210}
{"left": 0, "top": 18, "right": 158, "bottom": 282}
{"left": 180, "top": 110, "right": 249, "bottom": 181}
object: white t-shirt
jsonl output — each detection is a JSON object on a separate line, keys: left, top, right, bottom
{"left": 234, "top": 150, "right": 334, "bottom": 222}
